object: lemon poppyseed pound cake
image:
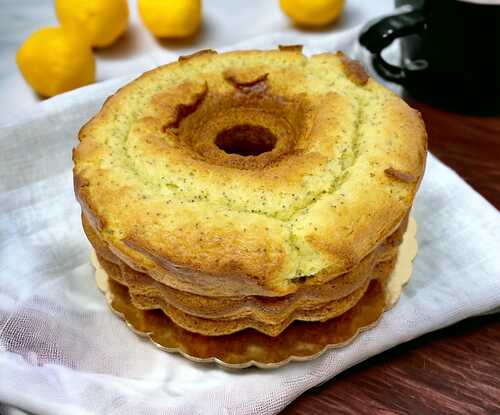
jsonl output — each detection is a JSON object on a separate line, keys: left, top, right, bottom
{"left": 74, "top": 47, "right": 426, "bottom": 344}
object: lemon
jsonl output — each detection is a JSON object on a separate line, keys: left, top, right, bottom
{"left": 16, "top": 27, "right": 95, "bottom": 97}
{"left": 55, "top": 0, "right": 129, "bottom": 48}
{"left": 138, "top": 0, "right": 202, "bottom": 38}
{"left": 280, "top": 0, "right": 345, "bottom": 28}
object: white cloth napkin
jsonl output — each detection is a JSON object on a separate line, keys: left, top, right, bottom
{"left": 1, "top": 13, "right": 500, "bottom": 415}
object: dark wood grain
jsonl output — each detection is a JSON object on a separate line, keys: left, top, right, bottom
{"left": 410, "top": 100, "right": 500, "bottom": 209}
{"left": 282, "top": 101, "right": 500, "bottom": 414}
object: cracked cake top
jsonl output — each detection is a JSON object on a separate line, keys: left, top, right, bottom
{"left": 73, "top": 47, "right": 427, "bottom": 296}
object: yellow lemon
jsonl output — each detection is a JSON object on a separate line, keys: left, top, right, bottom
{"left": 16, "top": 27, "right": 95, "bottom": 97}
{"left": 138, "top": 0, "right": 202, "bottom": 38}
{"left": 280, "top": 0, "right": 345, "bottom": 28}
{"left": 55, "top": 0, "right": 129, "bottom": 48}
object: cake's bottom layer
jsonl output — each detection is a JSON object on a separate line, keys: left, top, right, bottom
{"left": 99, "top": 266, "right": 387, "bottom": 368}
{"left": 85, "top": 212, "right": 406, "bottom": 336}
{"left": 92, "top": 218, "right": 417, "bottom": 368}
{"left": 98, "top": 254, "right": 395, "bottom": 336}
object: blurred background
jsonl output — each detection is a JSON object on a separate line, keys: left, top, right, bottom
{"left": 0, "top": 0, "right": 394, "bottom": 122}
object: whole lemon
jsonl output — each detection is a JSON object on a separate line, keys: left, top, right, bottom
{"left": 138, "top": 0, "right": 202, "bottom": 38}
{"left": 16, "top": 27, "right": 95, "bottom": 97}
{"left": 280, "top": 0, "right": 345, "bottom": 28}
{"left": 55, "top": 0, "right": 129, "bottom": 48}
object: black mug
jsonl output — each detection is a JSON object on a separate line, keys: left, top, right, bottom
{"left": 360, "top": 0, "right": 500, "bottom": 114}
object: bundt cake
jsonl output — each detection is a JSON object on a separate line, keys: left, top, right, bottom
{"left": 74, "top": 47, "right": 426, "bottom": 339}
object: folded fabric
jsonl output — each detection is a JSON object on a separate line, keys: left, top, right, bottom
{"left": 1, "top": 33, "right": 499, "bottom": 415}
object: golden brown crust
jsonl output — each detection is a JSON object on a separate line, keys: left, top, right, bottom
{"left": 278, "top": 44, "right": 303, "bottom": 53}
{"left": 86, "top": 212, "right": 405, "bottom": 337}
{"left": 98, "top": 250, "right": 396, "bottom": 332}
{"left": 162, "top": 81, "right": 208, "bottom": 130}
{"left": 102, "top": 271, "right": 389, "bottom": 364}
{"left": 384, "top": 167, "right": 417, "bottom": 183}
{"left": 74, "top": 48, "right": 427, "bottom": 297}
{"left": 83, "top": 209, "right": 407, "bottom": 298}
{"left": 223, "top": 70, "right": 269, "bottom": 94}
{"left": 99, "top": 254, "right": 397, "bottom": 336}
{"left": 178, "top": 49, "right": 217, "bottom": 62}
{"left": 337, "top": 51, "right": 369, "bottom": 86}
{"left": 74, "top": 174, "right": 106, "bottom": 232}
{"left": 99, "top": 255, "right": 371, "bottom": 336}
{"left": 129, "top": 282, "right": 370, "bottom": 337}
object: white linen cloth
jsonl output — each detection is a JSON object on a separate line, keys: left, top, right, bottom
{"left": 1, "top": 2, "right": 500, "bottom": 414}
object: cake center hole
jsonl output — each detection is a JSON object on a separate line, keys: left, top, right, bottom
{"left": 215, "top": 125, "right": 277, "bottom": 156}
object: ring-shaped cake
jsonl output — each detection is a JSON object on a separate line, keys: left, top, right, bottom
{"left": 74, "top": 47, "right": 426, "bottom": 338}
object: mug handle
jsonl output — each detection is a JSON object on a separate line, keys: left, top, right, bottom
{"left": 359, "top": 8, "right": 427, "bottom": 84}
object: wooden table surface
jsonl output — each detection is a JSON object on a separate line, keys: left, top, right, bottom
{"left": 282, "top": 100, "right": 500, "bottom": 414}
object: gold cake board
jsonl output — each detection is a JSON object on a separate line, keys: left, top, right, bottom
{"left": 92, "top": 217, "right": 417, "bottom": 369}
